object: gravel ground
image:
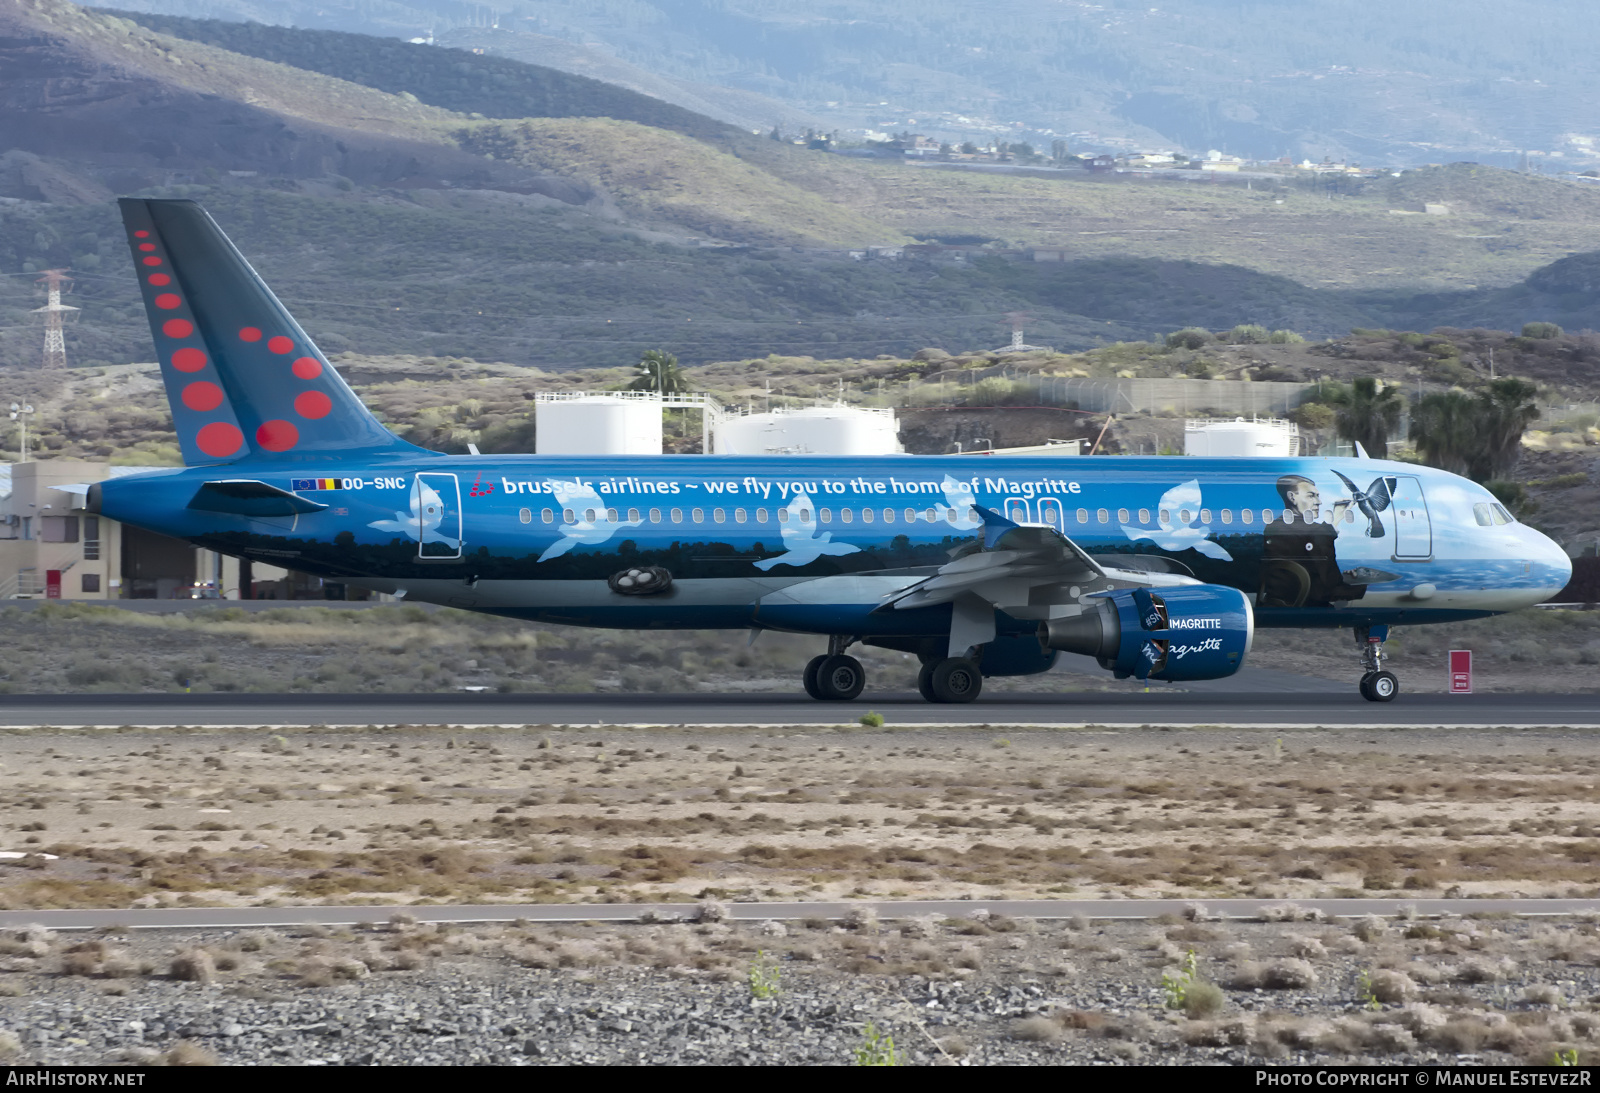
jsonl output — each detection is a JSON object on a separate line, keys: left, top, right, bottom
{"left": 3, "top": 912, "right": 1600, "bottom": 1066}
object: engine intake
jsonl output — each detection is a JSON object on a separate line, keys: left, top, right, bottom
{"left": 1039, "top": 584, "right": 1253, "bottom": 681}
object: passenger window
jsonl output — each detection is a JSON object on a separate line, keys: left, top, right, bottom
{"left": 1159, "top": 508, "right": 1170, "bottom": 524}
{"left": 1138, "top": 508, "right": 1150, "bottom": 524}
{"left": 1345, "top": 509, "right": 1355, "bottom": 523}
{"left": 649, "top": 507, "right": 662, "bottom": 523}
{"left": 1179, "top": 508, "right": 1191, "bottom": 523}
{"left": 820, "top": 508, "right": 832, "bottom": 523}
{"left": 584, "top": 508, "right": 597, "bottom": 523}
{"left": 842, "top": 509, "right": 855, "bottom": 524}
{"left": 946, "top": 508, "right": 959, "bottom": 524}
{"left": 670, "top": 507, "right": 683, "bottom": 522}
{"left": 1281, "top": 509, "right": 1295, "bottom": 524}
{"left": 882, "top": 508, "right": 894, "bottom": 523}
{"left": 518, "top": 507, "right": 532, "bottom": 524}
{"left": 1263, "top": 509, "right": 1275, "bottom": 524}
{"left": 1220, "top": 509, "right": 1232, "bottom": 525}
{"left": 1241, "top": 508, "right": 1253, "bottom": 525}
{"left": 692, "top": 507, "right": 705, "bottom": 523}
{"left": 713, "top": 507, "right": 725, "bottom": 523}
{"left": 1118, "top": 508, "right": 1130, "bottom": 523}
{"left": 735, "top": 508, "right": 747, "bottom": 523}
{"left": 540, "top": 508, "right": 554, "bottom": 524}
{"left": 1097, "top": 508, "right": 1109, "bottom": 524}
{"left": 755, "top": 508, "right": 768, "bottom": 523}
{"left": 904, "top": 508, "right": 917, "bottom": 523}
{"left": 563, "top": 508, "right": 575, "bottom": 524}
{"left": 606, "top": 508, "right": 618, "bottom": 523}
{"left": 1076, "top": 508, "right": 1089, "bottom": 523}
{"left": 778, "top": 508, "right": 789, "bottom": 523}
{"left": 860, "top": 508, "right": 874, "bottom": 523}
{"left": 628, "top": 508, "right": 640, "bottom": 523}
{"left": 800, "top": 508, "right": 812, "bottom": 522}
{"left": 924, "top": 508, "right": 937, "bottom": 522}
{"left": 1199, "top": 508, "right": 1211, "bottom": 523}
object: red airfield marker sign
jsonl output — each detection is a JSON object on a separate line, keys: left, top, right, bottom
{"left": 1449, "top": 650, "right": 1472, "bottom": 694}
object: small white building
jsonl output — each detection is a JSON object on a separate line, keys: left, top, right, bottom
{"left": 715, "top": 405, "right": 902, "bottom": 456}
{"left": 1184, "top": 417, "right": 1301, "bottom": 457}
{"left": 534, "top": 392, "right": 666, "bottom": 455}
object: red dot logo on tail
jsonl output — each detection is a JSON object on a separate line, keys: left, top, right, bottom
{"left": 294, "top": 391, "right": 332, "bottom": 420}
{"left": 148, "top": 274, "right": 171, "bottom": 286}
{"left": 268, "top": 336, "right": 294, "bottom": 355}
{"left": 195, "top": 422, "right": 243, "bottom": 459}
{"left": 171, "top": 348, "right": 206, "bottom": 372}
{"left": 239, "top": 327, "right": 262, "bottom": 342}
{"left": 256, "top": 420, "right": 298, "bottom": 452}
{"left": 162, "top": 319, "right": 193, "bottom": 339}
{"left": 154, "top": 293, "right": 181, "bottom": 310}
{"left": 133, "top": 230, "right": 150, "bottom": 239}
{"left": 292, "top": 357, "right": 321, "bottom": 379}
{"left": 142, "top": 257, "right": 162, "bottom": 267}
{"left": 181, "top": 382, "right": 225, "bottom": 412}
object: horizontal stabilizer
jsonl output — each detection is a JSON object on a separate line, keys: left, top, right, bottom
{"left": 187, "top": 480, "right": 328, "bottom": 517}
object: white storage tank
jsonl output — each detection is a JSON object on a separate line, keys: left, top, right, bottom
{"left": 1184, "top": 416, "right": 1300, "bottom": 457}
{"left": 715, "top": 405, "right": 901, "bottom": 455}
{"left": 535, "top": 394, "right": 663, "bottom": 455}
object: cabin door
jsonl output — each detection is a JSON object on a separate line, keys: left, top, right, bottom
{"left": 1388, "top": 476, "right": 1432, "bottom": 560}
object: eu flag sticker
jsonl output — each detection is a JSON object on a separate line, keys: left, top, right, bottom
{"left": 292, "top": 478, "right": 314, "bottom": 491}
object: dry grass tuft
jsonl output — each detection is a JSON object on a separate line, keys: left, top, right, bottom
{"left": 1184, "top": 980, "right": 1226, "bottom": 1018}
{"left": 169, "top": 948, "right": 216, "bottom": 984}
{"left": 1230, "top": 958, "right": 1318, "bottom": 990}
{"left": 1010, "top": 1015, "right": 1061, "bottom": 1042}
{"left": 161, "top": 1040, "right": 217, "bottom": 1066}
{"left": 1369, "top": 969, "right": 1417, "bottom": 1004}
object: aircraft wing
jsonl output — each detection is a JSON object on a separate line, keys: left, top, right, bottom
{"left": 882, "top": 505, "right": 1198, "bottom": 617}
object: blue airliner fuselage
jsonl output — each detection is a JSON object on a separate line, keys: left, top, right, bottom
{"left": 89, "top": 198, "right": 1573, "bottom": 705}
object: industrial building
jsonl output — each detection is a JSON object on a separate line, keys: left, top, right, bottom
{"left": 0, "top": 460, "right": 320, "bottom": 600}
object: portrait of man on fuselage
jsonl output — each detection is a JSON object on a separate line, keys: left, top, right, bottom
{"left": 1258, "top": 473, "right": 1369, "bottom": 608}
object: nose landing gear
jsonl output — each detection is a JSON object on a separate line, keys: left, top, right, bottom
{"left": 1356, "top": 625, "right": 1399, "bottom": 702}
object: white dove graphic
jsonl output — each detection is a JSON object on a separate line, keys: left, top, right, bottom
{"left": 537, "top": 480, "right": 643, "bottom": 562}
{"left": 1120, "top": 479, "right": 1233, "bottom": 561}
{"left": 934, "top": 474, "right": 983, "bottom": 529}
{"left": 753, "top": 490, "right": 862, "bottom": 571}
{"left": 368, "top": 478, "right": 454, "bottom": 546}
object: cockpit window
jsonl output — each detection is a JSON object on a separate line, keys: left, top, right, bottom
{"left": 1492, "top": 503, "right": 1515, "bottom": 525}
{"left": 1474, "top": 502, "right": 1494, "bottom": 527}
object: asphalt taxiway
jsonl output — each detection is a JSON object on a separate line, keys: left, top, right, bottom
{"left": 0, "top": 690, "right": 1594, "bottom": 729}
{"left": 2, "top": 898, "right": 1597, "bottom": 932}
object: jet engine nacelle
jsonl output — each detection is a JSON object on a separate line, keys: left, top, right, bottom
{"left": 1038, "top": 584, "right": 1253, "bottom": 681}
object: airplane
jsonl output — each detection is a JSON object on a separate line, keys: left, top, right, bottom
{"left": 85, "top": 198, "right": 1573, "bottom": 704}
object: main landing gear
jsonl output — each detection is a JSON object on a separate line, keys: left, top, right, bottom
{"left": 802, "top": 636, "right": 865, "bottom": 701}
{"left": 800, "top": 638, "right": 984, "bottom": 704}
{"left": 1355, "top": 624, "right": 1399, "bottom": 702}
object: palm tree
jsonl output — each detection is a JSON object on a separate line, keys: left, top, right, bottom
{"left": 1410, "top": 378, "right": 1540, "bottom": 482}
{"left": 1475, "top": 377, "right": 1540, "bottom": 481}
{"left": 629, "top": 349, "right": 688, "bottom": 395}
{"left": 1410, "top": 389, "right": 1479, "bottom": 476}
{"left": 1327, "top": 377, "right": 1404, "bottom": 458}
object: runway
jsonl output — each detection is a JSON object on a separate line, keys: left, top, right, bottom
{"left": 0, "top": 690, "right": 1596, "bottom": 728}
{"left": 2, "top": 897, "right": 1597, "bottom": 932}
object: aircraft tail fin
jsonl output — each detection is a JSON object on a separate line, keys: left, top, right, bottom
{"left": 119, "top": 198, "right": 428, "bottom": 466}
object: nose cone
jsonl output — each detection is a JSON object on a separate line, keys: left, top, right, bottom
{"left": 1524, "top": 525, "right": 1573, "bottom": 602}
